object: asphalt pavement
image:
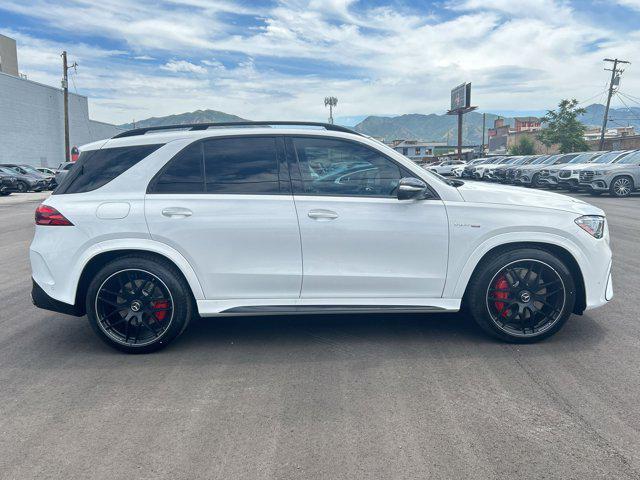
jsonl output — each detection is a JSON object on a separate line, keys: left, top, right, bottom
{"left": 1, "top": 189, "right": 639, "bottom": 479}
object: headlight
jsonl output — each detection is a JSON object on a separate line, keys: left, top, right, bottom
{"left": 575, "top": 215, "right": 605, "bottom": 239}
{"left": 593, "top": 170, "right": 605, "bottom": 176}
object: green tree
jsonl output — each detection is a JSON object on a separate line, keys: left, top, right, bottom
{"left": 537, "top": 99, "right": 589, "bottom": 153}
{"left": 509, "top": 136, "right": 536, "bottom": 155}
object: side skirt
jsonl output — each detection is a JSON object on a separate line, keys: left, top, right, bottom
{"left": 196, "top": 298, "right": 462, "bottom": 317}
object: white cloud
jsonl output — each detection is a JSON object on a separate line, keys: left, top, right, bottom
{"left": 161, "top": 60, "right": 207, "bottom": 75}
{"left": 1, "top": 0, "right": 638, "bottom": 125}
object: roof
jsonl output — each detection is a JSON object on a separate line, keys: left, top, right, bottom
{"left": 514, "top": 116, "right": 541, "bottom": 123}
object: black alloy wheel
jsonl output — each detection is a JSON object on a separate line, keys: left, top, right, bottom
{"left": 485, "top": 260, "right": 566, "bottom": 337}
{"left": 466, "top": 247, "right": 576, "bottom": 342}
{"left": 94, "top": 269, "right": 174, "bottom": 348}
{"left": 16, "top": 181, "right": 27, "bottom": 193}
{"left": 86, "top": 255, "right": 193, "bottom": 353}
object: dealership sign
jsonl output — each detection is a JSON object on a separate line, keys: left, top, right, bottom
{"left": 450, "top": 83, "right": 471, "bottom": 112}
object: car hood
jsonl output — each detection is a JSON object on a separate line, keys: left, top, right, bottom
{"left": 518, "top": 164, "right": 549, "bottom": 172}
{"left": 587, "top": 164, "right": 635, "bottom": 173}
{"left": 456, "top": 181, "right": 602, "bottom": 215}
{"left": 555, "top": 163, "right": 592, "bottom": 172}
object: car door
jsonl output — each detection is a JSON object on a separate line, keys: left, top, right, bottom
{"left": 145, "top": 136, "right": 302, "bottom": 300}
{"left": 287, "top": 136, "right": 449, "bottom": 299}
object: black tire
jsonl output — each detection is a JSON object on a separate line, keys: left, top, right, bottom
{"left": 530, "top": 173, "right": 540, "bottom": 188}
{"left": 466, "top": 247, "right": 576, "bottom": 343}
{"left": 0, "top": 191, "right": 10, "bottom": 196}
{"left": 85, "top": 254, "right": 194, "bottom": 353}
{"left": 16, "top": 181, "right": 27, "bottom": 193}
{"left": 609, "top": 175, "right": 633, "bottom": 198}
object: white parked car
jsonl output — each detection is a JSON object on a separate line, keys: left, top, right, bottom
{"left": 31, "top": 122, "right": 613, "bottom": 352}
{"left": 428, "top": 159, "right": 466, "bottom": 176}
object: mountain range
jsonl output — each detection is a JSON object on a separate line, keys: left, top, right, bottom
{"left": 118, "top": 104, "right": 640, "bottom": 144}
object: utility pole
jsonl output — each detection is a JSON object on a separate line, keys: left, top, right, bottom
{"left": 324, "top": 96, "right": 338, "bottom": 124}
{"left": 481, "top": 112, "right": 486, "bottom": 155}
{"left": 600, "top": 58, "right": 630, "bottom": 150}
{"left": 61, "top": 51, "right": 78, "bottom": 163}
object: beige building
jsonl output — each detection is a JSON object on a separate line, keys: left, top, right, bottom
{"left": 0, "top": 34, "right": 19, "bottom": 77}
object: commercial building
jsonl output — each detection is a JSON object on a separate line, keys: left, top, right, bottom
{"left": 0, "top": 35, "right": 121, "bottom": 167}
{"left": 488, "top": 116, "right": 551, "bottom": 154}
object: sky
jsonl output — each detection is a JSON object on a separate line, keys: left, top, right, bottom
{"left": 2, "top": 0, "right": 640, "bottom": 125}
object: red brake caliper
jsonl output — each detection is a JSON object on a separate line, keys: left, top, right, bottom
{"left": 151, "top": 300, "right": 169, "bottom": 321}
{"left": 494, "top": 275, "right": 510, "bottom": 318}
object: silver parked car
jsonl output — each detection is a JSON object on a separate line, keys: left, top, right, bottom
{"left": 579, "top": 150, "right": 640, "bottom": 197}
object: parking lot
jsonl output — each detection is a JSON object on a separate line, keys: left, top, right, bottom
{"left": 1, "top": 190, "right": 639, "bottom": 479}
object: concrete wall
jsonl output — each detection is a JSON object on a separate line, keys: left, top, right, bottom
{"left": 0, "top": 72, "right": 121, "bottom": 167}
{"left": 587, "top": 135, "right": 640, "bottom": 151}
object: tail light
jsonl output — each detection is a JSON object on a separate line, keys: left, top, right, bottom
{"left": 35, "top": 204, "right": 74, "bottom": 226}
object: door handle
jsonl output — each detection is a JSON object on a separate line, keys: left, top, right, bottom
{"left": 162, "top": 207, "right": 193, "bottom": 218}
{"left": 308, "top": 209, "right": 338, "bottom": 220}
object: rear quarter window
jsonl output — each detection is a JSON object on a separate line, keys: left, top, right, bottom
{"left": 55, "top": 144, "right": 164, "bottom": 194}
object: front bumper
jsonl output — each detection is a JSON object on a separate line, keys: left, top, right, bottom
{"left": 538, "top": 175, "right": 559, "bottom": 186}
{"left": 581, "top": 179, "right": 609, "bottom": 192}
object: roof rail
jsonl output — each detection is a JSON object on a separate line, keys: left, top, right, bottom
{"left": 111, "top": 121, "right": 362, "bottom": 139}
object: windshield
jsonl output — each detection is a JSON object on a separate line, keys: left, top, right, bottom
{"left": 0, "top": 167, "right": 17, "bottom": 175}
{"left": 615, "top": 151, "right": 640, "bottom": 164}
{"left": 567, "top": 152, "right": 599, "bottom": 164}
{"left": 593, "top": 151, "right": 625, "bottom": 164}
{"left": 20, "top": 165, "right": 42, "bottom": 175}
{"left": 529, "top": 156, "right": 551, "bottom": 165}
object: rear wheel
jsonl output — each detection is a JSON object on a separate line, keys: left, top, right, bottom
{"left": 467, "top": 247, "right": 576, "bottom": 343}
{"left": 86, "top": 255, "right": 193, "bottom": 353}
{"left": 610, "top": 176, "right": 633, "bottom": 197}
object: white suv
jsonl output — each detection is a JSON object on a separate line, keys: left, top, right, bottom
{"left": 30, "top": 122, "right": 613, "bottom": 353}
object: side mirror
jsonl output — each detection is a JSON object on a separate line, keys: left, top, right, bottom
{"left": 397, "top": 177, "right": 429, "bottom": 200}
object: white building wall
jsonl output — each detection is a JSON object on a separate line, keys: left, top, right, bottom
{"left": 0, "top": 72, "right": 121, "bottom": 167}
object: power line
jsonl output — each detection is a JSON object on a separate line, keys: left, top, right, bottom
{"left": 614, "top": 92, "right": 640, "bottom": 123}
{"left": 617, "top": 91, "right": 640, "bottom": 107}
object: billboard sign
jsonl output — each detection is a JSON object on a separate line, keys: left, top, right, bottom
{"left": 451, "top": 83, "right": 471, "bottom": 111}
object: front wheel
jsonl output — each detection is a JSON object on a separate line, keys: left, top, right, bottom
{"left": 86, "top": 255, "right": 194, "bottom": 353}
{"left": 610, "top": 176, "right": 633, "bottom": 197}
{"left": 16, "top": 181, "right": 27, "bottom": 193}
{"left": 466, "top": 247, "right": 576, "bottom": 343}
{"left": 530, "top": 173, "right": 541, "bottom": 188}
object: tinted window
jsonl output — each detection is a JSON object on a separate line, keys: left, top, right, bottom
{"left": 153, "top": 142, "right": 204, "bottom": 193}
{"left": 203, "top": 137, "right": 279, "bottom": 194}
{"left": 55, "top": 144, "right": 163, "bottom": 194}
{"left": 293, "top": 137, "right": 401, "bottom": 197}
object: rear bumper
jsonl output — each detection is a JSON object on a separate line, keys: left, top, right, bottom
{"left": 31, "top": 278, "right": 83, "bottom": 316}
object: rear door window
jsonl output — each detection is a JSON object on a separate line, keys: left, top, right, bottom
{"left": 152, "top": 142, "right": 205, "bottom": 193}
{"left": 55, "top": 144, "right": 163, "bottom": 194}
{"left": 203, "top": 137, "right": 280, "bottom": 194}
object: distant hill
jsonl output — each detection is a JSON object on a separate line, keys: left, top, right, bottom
{"left": 116, "top": 103, "right": 640, "bottom": 143}
{"left": 353, "top": 103, "right": 640, "bottom": 144}
{"left": 354, "top": 112, "right": 509, "bottom": 144}
{"left": 578, "top": 103, "right": 640, "bottom": 130}
{"left": 119, "top": 109, "right": 247, "bottom": 130}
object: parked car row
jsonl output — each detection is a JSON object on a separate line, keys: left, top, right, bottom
{"left": 452, "top": 150, "right": 640, "bottom": 197}
{"left": 0, "top": 162, "right": 75, "bottom": 196}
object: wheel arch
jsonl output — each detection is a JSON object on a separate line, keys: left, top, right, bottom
{"left": 458, "top": 241, "right": 586, "bottom": 315}
{"left": 73, "top": 245, "right": 205, "bottom": 316}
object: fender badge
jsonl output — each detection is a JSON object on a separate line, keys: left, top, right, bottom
{"left": 454, "top": 223, "right": 481, "bottom": 228}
